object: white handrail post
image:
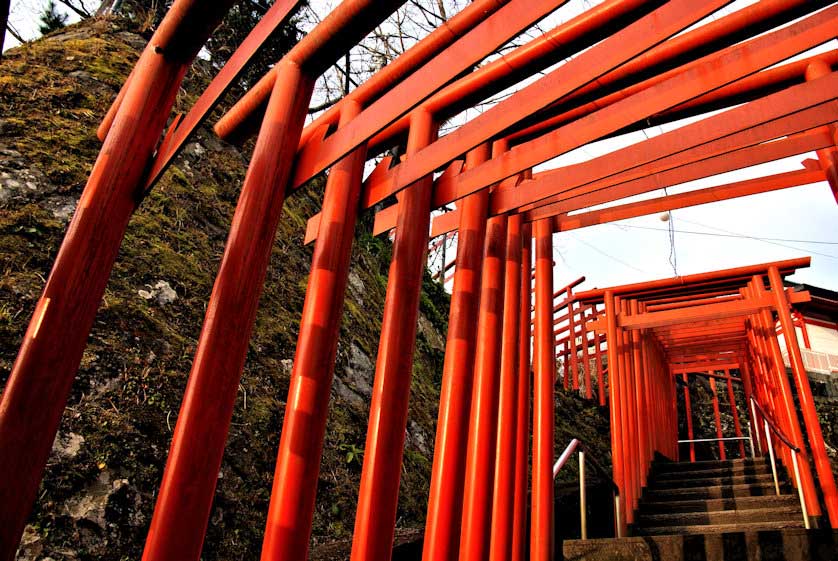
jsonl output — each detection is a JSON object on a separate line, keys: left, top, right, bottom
{"left": 579, "top": 449, "right": 587, "bottom": 540}
{"left": 764, "top": 420, "right": 781, "bottom": 496}
{"left": 790, "top": 451, "right": 811, "bottom": 529}
{"left": 747, "top": 421, "right": 756, "bottom": 459}
{"left": 614, "top": 494, "right": 622, "bottom": 538}
{"left": 750, "top": 399, "right": 762, "bottom": 456}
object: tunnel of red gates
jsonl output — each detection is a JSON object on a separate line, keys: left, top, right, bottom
{"left": 2, "top": 1, "right": 838, "bottom": 560}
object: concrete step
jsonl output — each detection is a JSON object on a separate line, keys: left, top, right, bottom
{"left": 649, "top": 472, "right": 776, "bottom": 490}
{"left": 638, "top": 519, "right": 805, "bottom": 536}
{"left": 637, "top": 494, "right": 800, "bottom": 515}
{"left": 651, "top": 458, "right": 765, "bottom": 474}
{"left": 636, "top": 505, "right": 803, "bottom": 528}
{"left": 563, "top": 528, "right": 838, "bottom": 561}
{"left": 643, "top": 482, "right": 788, "bottom": 502}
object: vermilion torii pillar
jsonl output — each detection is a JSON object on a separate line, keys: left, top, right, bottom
{"left": 423, "top": 145, "right": 490, "bottom": 561}
{"left": 630, "top": 300, "right": 648, "bottom": 486}
{"left": 351, "top": 109, "right": 437, "bottom": 561}
{"left": 768, "top": 266, "right": 838, "bottom": 527}
{"left": 708, "top": 377, "right": 726, "bottom": 461}
{"left": 581, "top": 304, "right": 593, "bottom": 399}
{"left": 723, "top": 369, "right": 747, "bottom": 458}
{"left": 260, "top": 100, "right": 367, "bottom": 561}
{"left": 620, "top": 298, "right": 638, "bottom": 517}
{"left": 594, "top": 311, "right": 606, "bottom": 406}
{"left": 531, "top": 218, "right": 554, "bottom": 561}
{"left": 511, "top": 222, "right": 532, "bottom": 561}
{"left": 459, "top": 209, "right": 508, "bottom": 561}
{"left": 746, "top": 277, "right": 821, "bottom": 519}
{"left": 682, "top": 374, "right": 695, "bottom": 462}
{"left": 489, "top": 213, "right": 523, "bottom": 561}
{"left": 604, "top": 290, "right": 626, "bottom": 535}
{"left": 143, "top": 59, "right": 316, "bottom": 561}
{"left": 740, "top": 359, "right": 763, "bottom": 456}
{"left": 567, "top": 290, "right": 579, "bottom": 391}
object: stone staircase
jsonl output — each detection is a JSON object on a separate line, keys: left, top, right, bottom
{"left": 564, "top": 457, "right": 838, "bottom": 560}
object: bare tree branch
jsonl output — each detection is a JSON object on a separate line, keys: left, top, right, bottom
{"left": 6, "top": 21, "right": 25, "bottom": 44}
{"left": 57, "top": 0, "right": 92, "bottom": 19}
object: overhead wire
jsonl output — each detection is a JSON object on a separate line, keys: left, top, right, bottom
{"left": 663, "top": 187, "right": 678, "bottom": 276}
{"left": 679, "top": 217, "right": 838, "bottom": 245}
{"left": 567, "top": 232, "right": 649, "bottom": 274}
{"left": 612, "top": 223, "right": 838, "bottom": 260}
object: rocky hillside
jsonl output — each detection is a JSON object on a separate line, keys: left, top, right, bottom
{"left": 0, "top": 19, "right": 450, "bottom": 560}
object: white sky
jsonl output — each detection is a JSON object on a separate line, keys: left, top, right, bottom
{"left": 4, "top": 0, "right": 837, "bottom": 292}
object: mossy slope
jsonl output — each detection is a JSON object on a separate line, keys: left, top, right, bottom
{"left": 0, "top": 19, "right": 448, "bottom": 560}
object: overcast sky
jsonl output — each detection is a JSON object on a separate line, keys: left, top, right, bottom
{"left": 4, "top": 0, "right": 837, "bottom": 293}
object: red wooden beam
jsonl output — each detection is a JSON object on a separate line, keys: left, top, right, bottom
{"left": 504, "top": 0, "right": 831, "bottom": 144}
{"left": 619, "top": 291, "right": 810, "bottom": 330}
{"left": 505, "top": 90, "right": 838, "bottom": 218}
{"left": 142, "top": 0, "right": 302, "bottom": 189}
{"left": 285, "top": 0, "right": 584, "bottom": 190}
{"left": 551, "top": 168, "right": 826, "bottom": 232}
{"left": 429, "top": 6, "right": 838, "bottom": 211}
{"left": 368, "top": 16, "right": 838, "bottom": 239}
{"left": 575, "top": 257, "right": 809, "bottom": 303}
{"left": 362, "top": 0, "right": 732, "bottom": 208}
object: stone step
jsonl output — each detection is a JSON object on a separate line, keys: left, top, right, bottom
{"left": 651, "top": 458, "right": 765, "bottom": 474}
{"left": 638, "top": 519, "right": 805, "bottom": 536}
{"left": 643, "top": 482, "right": 788, "bottom": 502}
{"left": 637, "top": 494, "right": 800, "bottom": 515}
{"left": 636, "top": 505, "right": 803, "bottom": 528}
{"left": 651, "top": 464, "right": 771, "bottom": 481}
{"left": 563, "top": 528, "right": 838, "bottom": 561}
{"left": 649, "top": 472, "right": 776, "bottom": 490}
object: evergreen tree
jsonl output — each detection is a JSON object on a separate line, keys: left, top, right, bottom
{"left": 39, "top": 1, "right": 69, "bottom": 35}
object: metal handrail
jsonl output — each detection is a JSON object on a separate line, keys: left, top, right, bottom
{"left": 750, "top": 398, "right": 800, "bottom": 452}
{"left": 678, "top": 435, "right": 755, "bottom": 458}
{"left": 553, "top": 439, "right": 622, "bottom": 539}
{"left": 678, "top": 436, "right": 749, "bottom": 443}
{"left": 750, "top": 397, "right": 809, "bottom": 529}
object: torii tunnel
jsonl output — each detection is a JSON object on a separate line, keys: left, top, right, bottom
{"left": 2, "top": 0, "right": 838, "bottom": 560}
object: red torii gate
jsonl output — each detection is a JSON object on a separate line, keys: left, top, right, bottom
{"left": 572, "top": 258, "right": 838, "bottom": 533}
{"left": 1, "top": 0, "right": 838, "bottom": 560}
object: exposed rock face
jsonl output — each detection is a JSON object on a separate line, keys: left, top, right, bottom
{"left": 0, "top": 145, "right": 77, "bottom": 226}
{"left": 0, "top": 147, "right": 52, "bottom": 203}
{"left": 52, "top": 432, "right": 85, "bottom": 459}
{"left": 345, "top": 342, "right": 375, "bottom": 397}
{"left": 137, "top": 280, "right": 177, "bottom": 305}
